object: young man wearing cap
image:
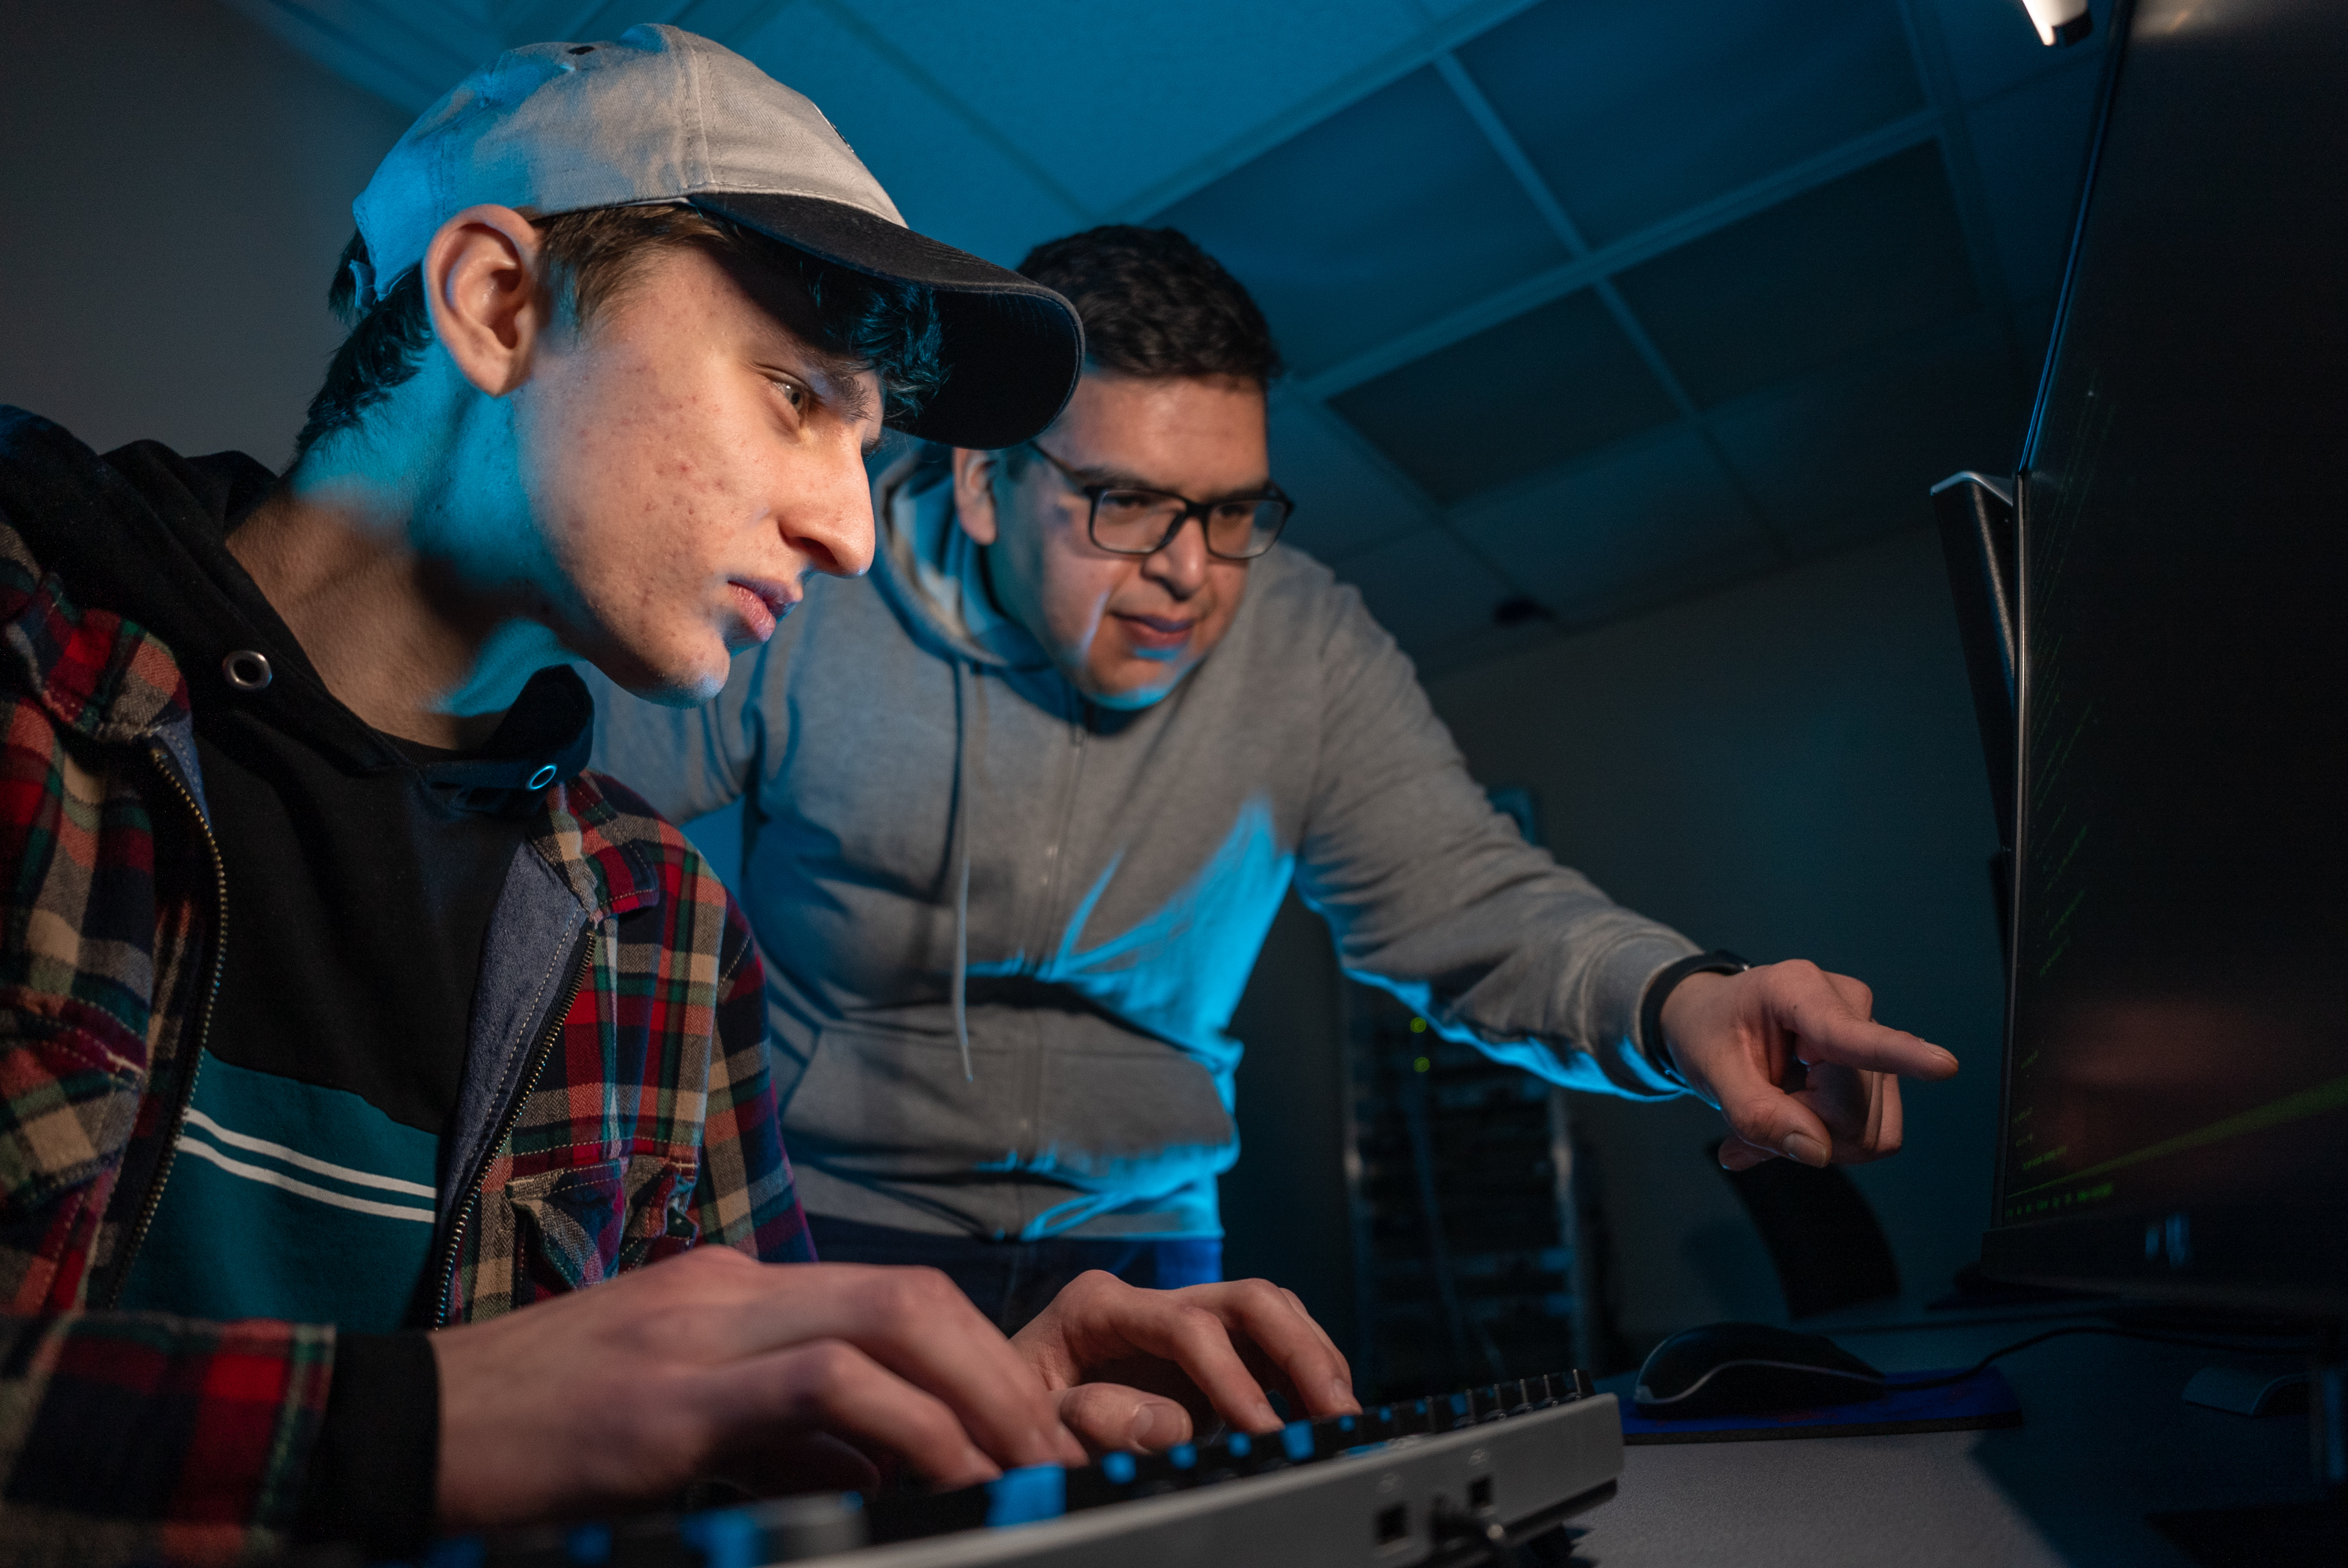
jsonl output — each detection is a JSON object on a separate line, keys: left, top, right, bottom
{"left": 0, "top": 30, "right": 1353, "bottom": 1566}
{"left": 591, "top": 226, "right": 1963, "bottom": 1325}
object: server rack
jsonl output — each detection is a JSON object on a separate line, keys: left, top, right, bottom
{"left": 1337, "top": 790, "right": 1620, "bottom": 1397}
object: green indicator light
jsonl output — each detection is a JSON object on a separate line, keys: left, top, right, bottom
{"left": 1414, "top": 1056, "right": 1431, "bottom": 1074}
{"left": 1409, "top": 1018, "right": 1428, "bottom": 1034}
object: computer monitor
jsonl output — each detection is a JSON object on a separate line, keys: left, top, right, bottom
{"left": 1978, "top": 0, "right": 2348, "bottom": 1316}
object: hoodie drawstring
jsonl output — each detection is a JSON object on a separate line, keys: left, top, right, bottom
{"left": 950, "top": 657, "right": 974, "bottom": 1081}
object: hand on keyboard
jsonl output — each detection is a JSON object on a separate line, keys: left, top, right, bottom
{"left": 430, "top": 1249, "right": 1088, "bottom": 1531}
{"left": 1012, "top": 1271, "right": 1361, "bottom": 1454}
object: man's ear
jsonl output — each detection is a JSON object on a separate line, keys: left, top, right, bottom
{"left": 951, "top": 446, "right": 1002, "bottom": 546}
{"left": 422, "top": 205, "right": 553, "bottom": 399}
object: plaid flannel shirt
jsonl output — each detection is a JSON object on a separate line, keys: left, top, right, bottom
{"left": 0, "top": 514, "right": 811, "bottom": 1565}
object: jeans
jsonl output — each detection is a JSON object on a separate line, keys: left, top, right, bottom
{"left": 805, "top": 1214, "right": 1222, "bottom": 1334}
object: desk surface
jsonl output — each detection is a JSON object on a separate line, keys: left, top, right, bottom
{"left": 1570, "top": 1304, "right": 2318, "bottom": 1566}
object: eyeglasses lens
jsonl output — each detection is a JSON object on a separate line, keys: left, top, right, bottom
{"left": 1093, "top": 492, "right": 1288, "bottom": 559}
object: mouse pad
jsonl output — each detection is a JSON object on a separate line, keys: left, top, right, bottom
{"left": 1620, "top": 1366, "right": 2023, "bottom": 1445}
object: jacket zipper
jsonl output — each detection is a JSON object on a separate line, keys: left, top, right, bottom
{"left": 1013, "top": 700, "right": 1091, "bottom": 1183}
{"left": 1031, "top": 698, "right": 1091, "bottom": 958}
{"left": 104, "top": 745, "right": 229, "bottom": 1306}
{"left": 426, "top": 933, "right": 594, "bottom": 1324}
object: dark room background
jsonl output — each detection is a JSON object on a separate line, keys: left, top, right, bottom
{"left": 1, "top": 0, "right": 2104, "bottom": 1363}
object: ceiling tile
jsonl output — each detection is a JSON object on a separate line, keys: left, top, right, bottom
{"left": 1452, "top": 425, "right": 1775, "bottom": 622}
{"left": 1329, "top": 527, "right": 1519, "bottom": 662}
{"left": 1408, "top": 617, "right": 1569, "bottom": 680}
{"left": 1611, "top": 141, "right": 1980, "bottom": 408}
{"left": 214, "top": 0, "right": 477, "bottom": 109}
{"left": 734, "top": 2, "right": 1087, "bottom": 265}
{"left": 1266, "top": 393, "right": 1432, "bottom": 564}
{"left": 1458, "top": 0, "right": 1925, "bottom": 247}
{"left": 831, "top": 0, "right": 1425, "bottom": 216}
{"left": 1707, "top": 311, "right": 2027, "bottom": 553}
{"left": 1327, "top": 288, "right": 1681, "bottom": 503}
{"left": 1925, "top": 0, "right": 2114, "bottom": 106}
{"left": 1964, "top": 52, "right": 2102, "bottom": 309}
{"left": 1153, "top": 66, "right": 1569, "bottom": 375}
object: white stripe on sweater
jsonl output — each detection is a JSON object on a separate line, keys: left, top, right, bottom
{"left": 171, "top": 1132, "right": 435, "bottom": 1222}
{"left": 182, "top": 1106, "right": 437, "bottom": 1198}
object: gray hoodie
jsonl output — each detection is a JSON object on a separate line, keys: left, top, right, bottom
{"left": 588, "top": 450, "right": 1698, "bottom": 1242}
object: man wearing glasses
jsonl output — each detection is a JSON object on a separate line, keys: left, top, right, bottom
{"left": 591, "top": 225, "right": 1956, "bottom": 1329}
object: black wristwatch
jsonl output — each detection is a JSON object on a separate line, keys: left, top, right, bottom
{"left": 1638, "top": 949, "right": 1751, "bottom": 1086}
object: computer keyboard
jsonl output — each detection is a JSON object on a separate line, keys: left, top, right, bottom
{"left": 450, "top": 1373, "right": 1621, "bottom": 1568}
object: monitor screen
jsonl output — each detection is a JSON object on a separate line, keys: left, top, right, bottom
{"left": 1981, "top": 0, "right": 2348, "bottom": 1312}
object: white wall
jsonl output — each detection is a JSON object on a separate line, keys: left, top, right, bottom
{"left": 0, "top": 0, "right": 406, "bottom": 463}
{"left": 1423, "top": 526, "right": 2008, "bottom": 1348}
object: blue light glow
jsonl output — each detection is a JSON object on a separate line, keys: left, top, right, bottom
{"left": 564, "top": 1525, "right": 612, "bottom": 1564}
{"left": 985, "top": 1466, "right": 1068, "bottom": 1528}
{"left": 678, "top": 1510, "right": 760, "bottom": 1568}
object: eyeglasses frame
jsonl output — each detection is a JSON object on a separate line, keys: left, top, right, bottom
{"left": 1020, "top": 440, "right": 1294, "bottom": 561}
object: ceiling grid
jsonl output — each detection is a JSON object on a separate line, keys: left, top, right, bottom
{"left": 1289, "top": 106, "right": 1946, "bottom": 404}
{"left": 1896, "top": 0, "right": 2028, "bottom": 381}
{"left": 1428, "top": 49, "right": 1794, "bottom": 571}
{"left": 210, "top": 0, "right": 2113, "bottom": 677}
{"left": 1096, "top": 0, "right": 1553, "bottom": 223}
{"left": 1277, "top": 365, "right": 1553, "bottom": 627}
{"left": 797, "top": 0, "right": 1103, "bottom": 225}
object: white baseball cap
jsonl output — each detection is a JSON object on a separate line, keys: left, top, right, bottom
{"left": 350, "top": 24, "right": 1082, "bottom": 449}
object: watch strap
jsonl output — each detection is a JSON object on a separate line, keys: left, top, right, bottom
{"left": 1638, "top": 949, "right": 1751, "bottom": 1087}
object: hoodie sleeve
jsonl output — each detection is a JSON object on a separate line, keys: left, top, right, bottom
{"left": 583, "top": 635, "right": 782, "bottom": 825}
{"left": 1290, "top": 579, "right": 1700, "bottom": 1100}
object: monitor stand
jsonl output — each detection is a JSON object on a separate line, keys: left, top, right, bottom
{"left": 2152, "top": 1338, "right": 2344, "bottom": 1566}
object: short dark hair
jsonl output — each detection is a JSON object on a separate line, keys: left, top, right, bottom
{"left": 1015, "top": 226, "right": 1280, "bottom": 387}
{"left": 295, "top": 204, "right": 946, "bottom": 459}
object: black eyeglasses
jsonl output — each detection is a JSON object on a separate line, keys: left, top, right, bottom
{"left": 1024, "top": 441, "right": 1294, "bottom": 560}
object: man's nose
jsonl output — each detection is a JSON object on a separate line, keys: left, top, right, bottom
{"left": 782, "top": 452, "right": 877, "bottom": 579}
{"left": 1144, "top": 513, "right": 1211, "bottom": 596}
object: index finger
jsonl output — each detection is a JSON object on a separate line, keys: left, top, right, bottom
{"left": 1178, "top": 1280, "right": 1360, "bottom": 1421}
{"left": 1787, "top": 1003, "right": 1956, "bottom": 1080}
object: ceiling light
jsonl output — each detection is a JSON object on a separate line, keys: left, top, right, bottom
{"left": 2021, "top": 0, "right": 2094, "bottom": 45}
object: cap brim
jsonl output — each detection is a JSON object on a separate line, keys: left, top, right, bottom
{"left": 692, "top": 192, "right": 1081, "bottom": 450}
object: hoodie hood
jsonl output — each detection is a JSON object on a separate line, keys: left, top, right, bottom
{"left": 1, "top": 407, "right": 280, "bottom": 705}
{"left": 0, "top": 406, "right": 590, "bottom": 804}
{"left": 869, "top": 445, "right": 1056, "bottom": 674}
{"left": 866, "top": 445, "right": 1038, "bottom": 1084}
{"left": 868, "top": 444, "right": 1067, "bottom": 1083}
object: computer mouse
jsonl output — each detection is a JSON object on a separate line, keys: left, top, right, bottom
{"left": 1634, "top": 1321, "right": 1886, "bottom": 1419}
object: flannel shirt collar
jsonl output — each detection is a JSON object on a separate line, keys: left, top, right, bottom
{"left": 526, "top": 769, "right": 665, "bottom": 923}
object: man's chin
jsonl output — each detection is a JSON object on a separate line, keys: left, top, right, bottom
{"left": 1083, "top": 659, "right": 1196, "bottom": 711}
{"left": 635, "top": 675, "right": 727, "bottom": 708}
{"left": 585, "top": 643, "right": 730, "bottom": 709}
